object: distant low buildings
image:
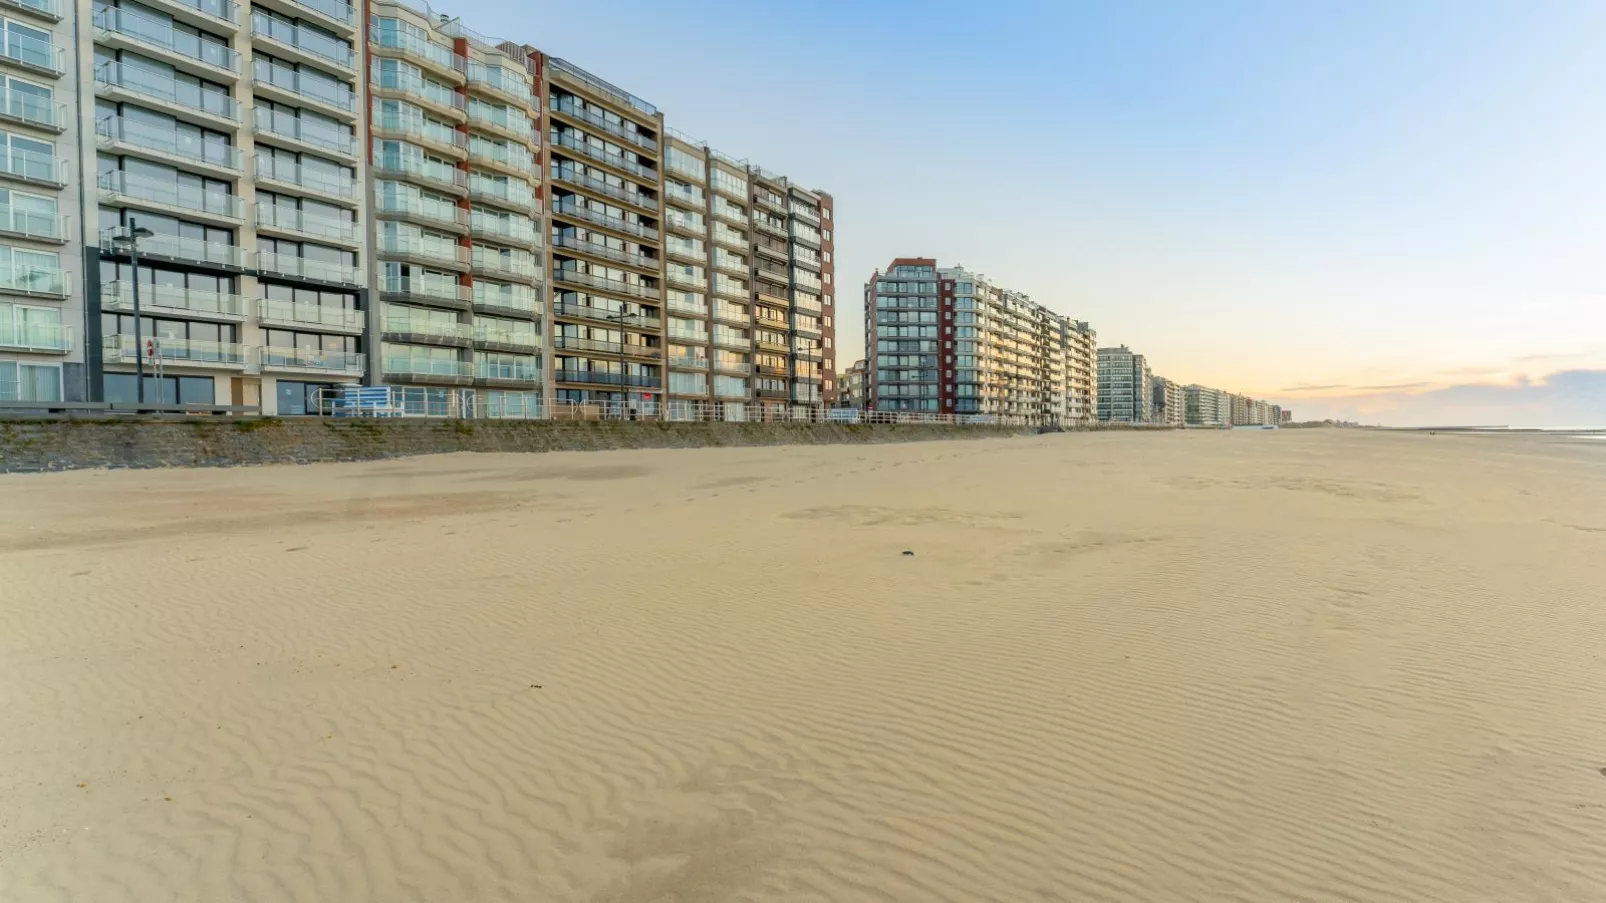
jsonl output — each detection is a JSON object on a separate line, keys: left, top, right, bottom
{"left": 1097, "top": 346, "right": 1153, "bottom": 423}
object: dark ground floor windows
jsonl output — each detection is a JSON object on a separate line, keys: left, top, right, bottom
{"left": 103, "top": 373, "right": 215, "bottom": 404}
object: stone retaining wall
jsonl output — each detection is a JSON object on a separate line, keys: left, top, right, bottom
{"left": 0, "top": 417, "right": 1043, "bottom": 473}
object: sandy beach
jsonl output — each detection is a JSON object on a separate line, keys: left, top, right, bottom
{"left": 3, "top": 429, "right": 1605, "bottom": 902}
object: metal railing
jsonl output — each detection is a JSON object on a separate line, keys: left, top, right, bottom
{"left": 0, "top": 320, "right": 69, "bottom": 351}
{"left": 95, "top": 5, "right": 239, "bottom": 71}
{"left": 554, "top": 302, "right": 660, "bottom": 328}
{"left": 381, "top": 356, "right": 470, "bottom": 378}
{"left": 551, "top": 131, "right": 654, "bottom": 180}
{"left": 547, "top": 57, "right": 655, "bottom": 116}
{"left": 313, "top": 394, "right": 1038, "bottom": 425}
{"left": 0, "top": 148, "right": 62, "bottom": 185}
{"left": 552, "top": 200, "right": 657, "bottom": 241}
{"left": 258, "top": 346, "right": 364, "bottom": 372}
{"left": 551, "top": 164, "right": 655, "bottom": 210}
{"left": 96, "top": 61, "right": 240, "bottom": 121}
{"left": 553, "top": 369, "right": 661, "bottom": 388}
{"left": 100, "top": 170, "right": 242, "bottom": 219}
{"left": 550, "top": 97, "right": 656, "bottom": 151}
{"left": 1, "top": 0, "right": 62, "bottom": 19}
{"left": 103, "top": 334, "right": 247, "bottom": 365}
{"left": 474, "top": 358, "right": 539, "bottom": 381}
{"left": 0, "top": 206, "right": 64, "bottom": 240}
{"left": 0, "top": 263, "right": 67, "bottom": 296}
{"left": 555, "top": 268, "right": 658, "bottom": 300}
{"left": 100, "top": 229, "right": 247, "bottom": 268}
{"left": 553, "top": 233, "right": 653, "bottom": 269}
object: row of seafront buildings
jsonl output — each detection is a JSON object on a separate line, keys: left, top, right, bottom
{"left": 1095, "top": 344, "right": 1287, "bottom": 426}
{"left": 839, "top": 258, "right": 1286, "bottom": 427}
{"left": 2, "top": 0, "right": 836, "bottom": 415}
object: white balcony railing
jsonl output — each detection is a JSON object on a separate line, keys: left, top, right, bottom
{"left": 103, "top": 281, "right": 244, "bottom": 317}
{"left": 0, "top": 320, "right": 69, "bottom": 351}
{"left": 103, "top": 334, "right": 247, "bottom": 366}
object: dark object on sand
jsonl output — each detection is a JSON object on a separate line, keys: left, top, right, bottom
{"left": 902, "top": 550, "right": 915, "bottom": 556}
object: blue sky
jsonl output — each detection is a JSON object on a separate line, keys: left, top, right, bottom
{"left": 502, "top": 0, "right": 1604, "bottom": 426}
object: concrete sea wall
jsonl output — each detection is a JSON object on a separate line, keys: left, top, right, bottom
{"left": 0, "top": 418, "right": 1045, "bottom": 473}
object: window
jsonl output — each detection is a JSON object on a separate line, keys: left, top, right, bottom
{"left": 0, "top": 358, "right": 58, "bottom": 400}
{"left": 103, "top": 374, "right": 215, "bottom": 404}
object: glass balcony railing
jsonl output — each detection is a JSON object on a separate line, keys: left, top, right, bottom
{"left": 467, "top": 174, "right": 536, "bottom": 209}
{"left": 259, "top": 346, "right": 364, "bottom": 372}
{"left": 102, "top": 281, "right": 243, "bottom": 317}
{"left": 472, "top": 287, "right": 538, "bottom": 314}
{"left": 94, "top": 6, "right": 240, "bottom": 72}
{"left": 469, "top": 212, "right": 536, "bottom": 244}
{"left": 104, "top": 334, "right": 246, "bottom": 365}
{"left": 475, "top": 357, "right": 539, "bottom": 381}
{"left": 256, "top": 206, "right": 358, "bottom": 242}
{"left": 0, "top": 206, "right": 63, "bottom": 240}
{"left": 1, "top": 0, "right": 63, "bottom": 19}
{"left": 373, "top": 69, "right": 464, "bottom": 114}
{"left": 378, "top": 233, "right": 469, "bottom": 266}
{"left": 553, "top": 234, "right": 653, "bottom": 270}
{"left": 468, "top": 102, "right": 533, "bottom": 140}
{"left": 252, "top": 106, "right": 355, "bottom": 155}
{"left": 252, "top": 68, "right": 355, "bottom": 113}
{"left": 371, "top": 152, "right": 466, "bottom": 190}
{"left": 0, "top": 28, "right": 63, "bottom": 73}
{"left": 99, "top": 170, "right": 242, "bottom": 219}
{"left": 380, "top": 276, "right": 470, "bottom": 305}
{"left": 0, "top": 89, "right": 61, "bottom": 129}
{"left": 0, "top": 320, "right": 69, "bottom": 351}
{"left": 666, "top": 297, "right": 707, "bottom": 316}
{"left": 169, "top": 0, "right": 237, "bottom": 23}
{"left": 288, "top": 0, "right": 354, "bottom": 28}
{"left": 0, "top": 263, "right": 67, "bottom": 295}
{"left": 550, "top": 98, "right": 656, "bottom": 151}
{"left": 466, "top": 61, "right": 532, "bottom": 106}
{"left": 667, "top": 356, "right": 708, "bottom": 370}
{"left": 371, "top": 26, "right": 463, "bottom": 75}
{"left": 546, "top": 58, "right": 655, "bottom": 116}
{"left": 551, "top": 132, "right": 652, "bottom": 180}
{"left": 375, "top": 189, "right": 467, "bottom": 227}
{"left": 97, "top": 116, "right": 243, "bottom": 170}
{"left": 555, "top": 269, "right": 659, "bottom": 300}
{"left": 552, "top": 165, "right": 653, "bottom": 211}
{"left": 473, "top": 323, "right": 539, "bottom": 348}
{"left": 251, "top": 13, "right": 354, "bottom": 69}
{"left": 374, "top": 108, "right": 465, "bottom": 150}
{"left": 256, "top": 252, "right": 361, "bottom": 284}
{"left": 469, "top": 138, "right": 534, "bottom": 173}
{"left": 100, "top": 229, "right": 248, "bottom": 268}
{"left": 0, "top": 147, "right": 60, "bottom": 184}
{"left": 96, "top": 61, "right": 239, "bottom": 121}
{"left": 470, "top": 249, "right": 539, "bottom": 279}
{"left": 553, "top": 369, "right": 662, "bottom": 388}
{"left": 554, "top": 302, "right": 660, "bottom": 329}
{"left": 382, "top": 316, "right": 472, "bottom": 342}
{"left": 254, "top": 154, "right": 357, "bottom": 198}
{"left": 382, "top": 356, "right": 470, "bottom": 378}
{"left": 552, "top": 200, "right": 657, "bottom": 241}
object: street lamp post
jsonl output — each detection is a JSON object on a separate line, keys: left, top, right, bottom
{"left": 605, "top": 308, "right": 639, "bottom": 420}
{"left": 110, "top": 218, "right": 155, "bottom": 404}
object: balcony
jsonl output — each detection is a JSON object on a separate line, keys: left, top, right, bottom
{"left": 251, "top": 72, "right": 356, "bottom": 120}
{"left": 713, "top": 334, "right": 749, "bottom": 351}
{"left": 382, "top": 315, "right": 473, "bottom": 346}
{"left": 377, "top": 233, "right": 470, "bottom": 270}
{"left": 752, "top": 237, "right": 788, "bottom": 260}
{"left": 753, "top": 216, "right": 787, "bottom": 238}
{"left": 711, "top": 203, "right": 748, "bottom": 226}
{"left": 792, "top": 345, "right": 823, "bottom": 361}
{"left": 664, "top": 212, "right": 705, "bottom": 237}
{"left": 550, "top": 97, "right": 656, "bottom": 152}
{"left": 473, "top": 323, "right": 540, "bottom": 351}
{"left": 470, "top": 249, "right": 540, "bottom": 283}
{"left": 257, "top": 0, "right": 355, "bottom": 34}
{"left": 257, "top": 298, "right": 363, "bottom": 333}
{"left": 100, "top": 170, "right": 243, "bottom": 224}
{"left": 467, "top": 103, "right": 535, "bottom": 145}
{"left": 141, "top": 0, "right": 237, "bottom": 30}
{"left": 0, "top": 206, "right": 64, "bottom": 243}
{"left": 373, "top": 109, "right": 466, "bottom": 157}
{"left": 101, "top": 229, "right": 248, "bottom": 270}
{"left": 474, "top": 357, "right": 539, "bottom": 385}
{"left": 258, "top": 206, "right": 359, "bottom": 245}
{"left": 258, "top": 346, "right": 364, "bottom": 374}
{"left": 0, "top": 148, "right": 63, "bottom": 189}
{"left": 755, "top": 337, "right": 787, "bottom": 353}
{"left": 466, "top": 61, "right": 533, "bottom": 108}
{"left": 547, "top": 57, "right": 656, "bottom": 117}
{"left": 712, "top": 305, "right": 749, "bottom": 326}
{"left": 665, "top": 270, "right": 706, "bottom": 291}
{"left": 789, "top": 203, "right": 820, "bottom": 224}
{"left": 375, "top": 190, "right": 468, "bottom": 231}
{"left": 469, "top": 212, "right": 537, "bottom": 246}
{"left": 370, "top": 26, "right": 465, "bottom": 82}
{"left": 103, "top": 334, "right": 247, "bottom": 367}
{"left": 0, "top": 320, "right": 69, "bottom": 352}
{"left": 668, "top": 356, "right": 707, "bottom": 370}
{"left": 372, "top": 152, "right": 467, "bottom": 195}
{"left": 553, "top": 369, "right": 661, "bottom": 389}
{"left": 552, "top": 200, "right": 657, "bottom": 241}
{"left": 793, "top": 295, "right": 822, "bottom": 314}
{"left": 554, "top": 302, "right": 660, "bottom": 330}
{"left": 666, "top": 298, "right": 707, "bottom": 317}
{"left": 553, "top": 234, "right": 655, "bottom": 271}
{"left": 713, "top": 254, "right": 747, "bottom": 276}
{"left": 712, "top": 361, "right": 751, "bottom": 375}
{"left": 551, "top": 132, "right": 654, "bottom": 181}
{"left": 252, "top": 107, "right": 357, "bottom": 158}
{"left": 95, "top": 61, "right": 240, "bottom": 127}
{"left": 372, "top": 71, "right": 465, "bottom": 121}
{"left": 1, "top": 0, "right": 61, "bottom": 22}
{"left": 94, "top": 6, "right": 239, "bottom": 78}
{"left": 753, "top": 192, "right": 785, "bottom": 214}
{"left": 0, "top": 90, "right": 62, "bottom": 132}
{"left": 757, "top": 384, "right": 788, "bottom": 399}
{"left": 468, "top": 175, "right": 537, "bottom": 212}
{"left": 469, "top": 139, "right": 535, "bottom": 176}
{"left": 555, "top": 268, "right": 659, "bottom": 301}
{"left": 381, "top": 355, "right": 472, "bottom": 384}
{"left": 0, "top": 263, "right": 66, "bottom": 298}
{"left": 97, "top": 116, "right": 243, "bottom": 175}
{"left": 711, "top": 225, "right": 746, "bottom": 251}
{"left": 380, "top": 278, "right": 471, "bottom": 311}
{"left": 254, "top": 154, "right": 359, "bottom": 202}
{"left": 551, "top": 165, "right": 655, "bottom": 212}
{"left": 256, "top": 252, "right": 362, "bottom": 286}
{"left": 250, "top": 12, "right": 354, "bottom": 71}
{"left": 472, "top": 288, "right": 538, "bottom": 318}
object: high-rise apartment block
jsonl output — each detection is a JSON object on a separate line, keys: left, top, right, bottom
{"left": 0, "top": 0, "right": 833, "bottom": 414}
{"left": 1184, "top": 384, "right": 1230, "bottom": 426}
{"left": 862, "top": 258, "right": 1096, "bottom": 424}
{"left": 1097, "top": 345, "right": 1151, "bottom": 423}
{"left": 1151, "top": 375, "right": 1184, "bottom": 426}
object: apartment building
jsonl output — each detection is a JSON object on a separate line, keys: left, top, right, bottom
{"left": 0, "top": 0, "right": 831, "bottom": 413}
{"left": 1063, "top": 319, "right": 1096, "bottom": 425}
{"left": 1151, "top": 375, "right": 1184, "bottom": 426}
{"left": 835, "top": 357, "right": 864, "bottom": 408}
{"left": 1184, "top": 383, "right": 1230, "bottom": 426}
{"left": 0, "top": 0, "right": 79, "bottom": 403}
{"left": 862, "top": 258, "right": 1090, "bottom": 424}
{"left": 660, "top": 132, "right": 834, "bottom": 418}
{"left": 1097, "top": 345, "right": 1151, "bottom": 423}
